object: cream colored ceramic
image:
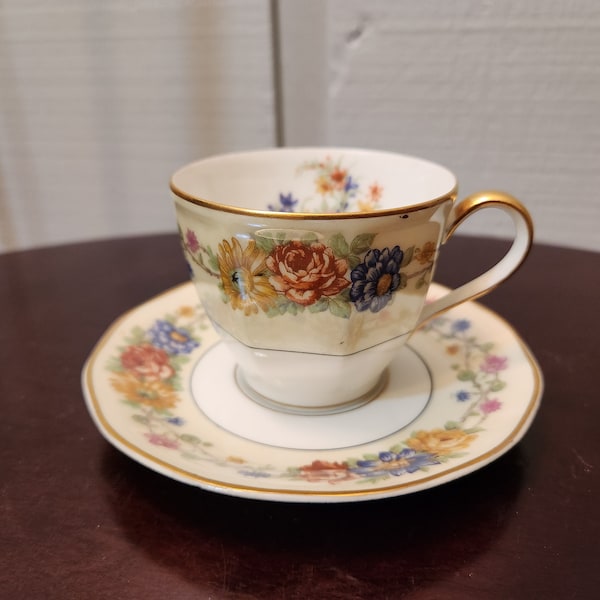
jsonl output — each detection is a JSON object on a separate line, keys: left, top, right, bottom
{"left": 82, "top": 282, "right": 543, "bottom": 503}
{"left": 171, "top": 148, "right": 533, "bottom": 413}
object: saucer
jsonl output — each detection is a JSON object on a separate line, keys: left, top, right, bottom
{"left": 82, "top": 282, "right": 543, "bottom": 503}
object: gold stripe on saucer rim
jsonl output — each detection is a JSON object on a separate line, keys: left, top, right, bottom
{"left": 83, "top": 282, "right": 543, "bottom": 501}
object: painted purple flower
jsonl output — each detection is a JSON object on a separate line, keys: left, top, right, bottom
{"left": 480, "top": 398, "right": 502, "bottom": 414}
{"left": 185, "top": 229, "right": 200, "bottom": 253}
{"left": 166, "top": 416, "right": 185, "bottom": 426}
{"left": 350, "top": 246, "right": 404, "bottom": 313}
{"left": 480, "top": 355, "right": 508, "bottom": 374}
{"left": 149, "top": 320, "right": 199, "bottom": 355}
{"left": 452, "top": 319, "right": 471, "bottom": 332}
{"left": 456, "top": 390, "right": 471, "bottom": 402}
{"left": 349, "top": 448, "right": 439, "bottom": 478}
{"left": 344, "top": 175, "right": 359, "bottom": 193}
{"left": 268, "top": 192, "right": 299, "bottom": 212}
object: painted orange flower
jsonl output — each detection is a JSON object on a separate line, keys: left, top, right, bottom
{"left": 415, "top": 241, "right": 436, "bottom": 264}
{"left": 316, "top": 175, "right": 333, "bottom": 195}
{"left": 111, "top": 372, "right": 178, "bottom": 411}
{"left": 368, "top": 183, "right": 383, "bottom": 202}
{"left": 266, "top": 241, "right": 350, "bottom": 306}
{"left": 177, "top": 305, "right": 195, "bottom": 318}
{"left": 217, "top": 238, "right": 277, "bottom": 315}
{"left": 299, "top": 460, "right": 355, "bottom": 483}
{"left": 330, "top": 167, "right": 348, "bottom": 189}
{"left": 405, "top": 428, "right": 477, "bottom": 456}
{"left": 120, "top": 343, "right": 174, "bottom": 381}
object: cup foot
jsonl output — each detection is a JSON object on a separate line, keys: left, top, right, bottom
{"left": 234, "top": 367, "right": 389, "bottom": 416}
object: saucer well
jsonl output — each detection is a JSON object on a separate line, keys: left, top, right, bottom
{"left": 82, "top": 282, "right": 543, "bottom": 503}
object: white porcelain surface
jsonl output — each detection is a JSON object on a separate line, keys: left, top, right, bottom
{"left": 82, "top": 282, "right": 543, "bottom": 503}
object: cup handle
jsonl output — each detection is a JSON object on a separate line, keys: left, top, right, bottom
{"left": 415, "top": 190, "right": 534, "bottom": 328}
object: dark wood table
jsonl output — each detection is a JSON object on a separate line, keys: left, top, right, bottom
{"left": 1, "top": 234, "right": 598, "bottom": 599}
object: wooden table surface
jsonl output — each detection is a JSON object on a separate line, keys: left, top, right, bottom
{"left": 1, "top": 234, "right": 598, "bottom": 599}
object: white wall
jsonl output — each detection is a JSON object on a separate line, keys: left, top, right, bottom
{"left": 1, "top": 0, "right": 598, "bottom": 252}
{"left": 0, "top": 0, "right": 276, "bottom": 251}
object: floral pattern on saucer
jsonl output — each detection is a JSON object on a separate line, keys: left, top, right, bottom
{"left": 106, "top": 304, "right": 510, "bottom": 487}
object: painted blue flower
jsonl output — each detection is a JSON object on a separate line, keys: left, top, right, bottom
{"left": 349, "top": 246, "right": 404, "bottom": 313}
{"left": 456, "top": 390, "right": 471, "bottom": 402}
{"left": 166, "top": 416, "right": 185, "bottom": 426}
{"left": 350, "top": 448, "right": 439, "bottom": 478}
{"left": 149, "top": 320, "right": 199, "bottom": 355}
{"left": 268, "top": 192, "right": 299, "bottom": 213}
{"left": 344, "top": 175, "right": 359, "bottom": 193}
{"left": 452, "top": 319, "right": 471, "bottom": 332}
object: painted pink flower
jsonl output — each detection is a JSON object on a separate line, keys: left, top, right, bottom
{"left": 144, "top": 433, "right": 179, "bottom": 449}
{"left": 480, "top": 398, "right": 502, "bottom": 414}
{"left": 185, "top": 229, "right": 200, "bottom": 253}
{"left": 480, "top": 355, "right": 508, "bottom": 374}
{"left": 120, "top": 343, "right": 175, "bottom": 381}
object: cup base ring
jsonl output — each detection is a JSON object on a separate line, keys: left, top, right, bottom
{"left": 234, "top": 367, "right": 390, "bottom": 416}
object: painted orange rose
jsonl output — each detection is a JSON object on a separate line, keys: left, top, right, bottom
{"left": 299, "top": 460, "right": 355, "bottom": 483}
{"left": 266, "top": 241, "right": 350, "bottom": 306}
{"left": 120, "top": 343, "right": 174, "bottom": 381}
{"left": 405, "top": 428, "right": 477, "bottom": 456}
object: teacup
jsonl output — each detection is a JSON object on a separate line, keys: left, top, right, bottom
{"left": 171, "top": 148, "right": 532, "bottom": 414}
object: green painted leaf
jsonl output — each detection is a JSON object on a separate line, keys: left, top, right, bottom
{"left": 308, "top": 298, "right": 329, "bottom": 313}
{"left": 255, "top": 236, "right": 276, "bottom": 254}
{"left": 301, "top": 232, "right": 319, "bottom": 245}
{"left": 206, "top": 247, "right": 220, "bottom": 272}
{"left": 350, "top": 233, "right": 376, "bottom": 254}
{"left": 338, "top": 287, "right": 351, "bottom": 302}
{"left": 329, "top": 297, "right": 351, "bottom": 319}
{"left": 464, "top": 427, "right": 484, "bottom": 435}
{"left": 286, "top": 302, "right": 302, "bottom": 316}
{"left": 400, "top": 246, "right": 415, "bottom": 267}
{"left": 457, "top": 369, "right": 476, "bottom": 381}
{"left": 490, "top": 380, "right": 506, "bottom": 392}
{"left": 398, "top": 272, "right": 408, "bottom": 289}
{"left": 348, "top": 254, "right": 362, "bottom": 270}
{"left": 328, "top": 233, "right": 350, "bottom": 258}
{"left": 180, "top": 434, "right": 201, "bottom": 444}
{"left": 362, "top": 453, "right": 379, "bottom": 461}
{"left": 445, "top": 420, "right": 461, "bottom": 430}
{"left": 131, "top": 414, "right": 149, "bottom": 425}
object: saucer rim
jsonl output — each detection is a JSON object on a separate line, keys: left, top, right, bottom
{"left": 82, "top": 282, "right": 544, "bottom": 503}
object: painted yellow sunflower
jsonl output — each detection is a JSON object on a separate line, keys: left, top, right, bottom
{"left": 217, "top": 238, "right": 277, "bottom": 315}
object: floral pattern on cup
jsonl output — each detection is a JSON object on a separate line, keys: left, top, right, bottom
{"left": 181, "top": 229, "right": 436, "bottom": 319}
{"left": 106, "top": 307, "right": 509, "bottom": 486}
{"left": 267, "top": 156, "right": 383, "bottom": 213}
